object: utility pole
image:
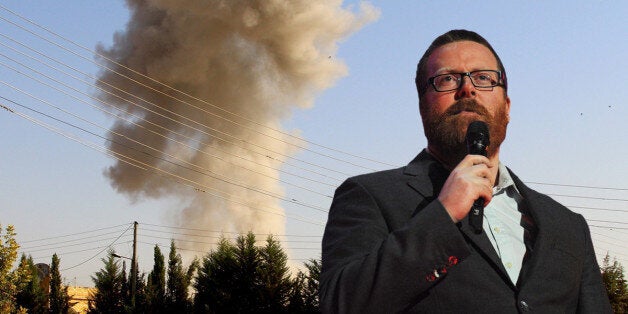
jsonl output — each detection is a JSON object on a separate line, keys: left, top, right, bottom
{"left": 131, "top": 221, "right": 138, "bottom": 308}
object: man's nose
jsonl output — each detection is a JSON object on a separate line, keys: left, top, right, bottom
{"left": 455, "top": 75, "right": 476, "bottom": 99}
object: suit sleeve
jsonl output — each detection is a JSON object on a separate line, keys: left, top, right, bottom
{"left": 576, "top": 214, "right": 613, "bottom": 313}
{"left": 320, "top": 177, "right": 471, "bottom": 313}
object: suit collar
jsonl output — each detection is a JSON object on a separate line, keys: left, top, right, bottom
{"left": 404, "top": 150, "right": 449, "bottom": 199}
{"left": 403, "top": 149, "right": 438, "bottom": 176}
{"left": 508, "top": 171, "right": 560, "bottom": 288}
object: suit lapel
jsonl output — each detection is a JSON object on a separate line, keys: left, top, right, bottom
{"left": 458, "top": 216, "right": 513, "bottom": 287}
{"left": 510, "top": 173, "right": 558, "bottom": 288}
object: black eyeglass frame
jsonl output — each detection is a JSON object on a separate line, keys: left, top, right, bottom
{"left": 427, "top": 70, "right": 505, "bottom": 92}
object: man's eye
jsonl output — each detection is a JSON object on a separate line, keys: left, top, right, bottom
{"left": 440, "top": 75, "right": 456, "bottom": 82}
{"left": 473, "top": 72, "right": 495, "bottom": 82}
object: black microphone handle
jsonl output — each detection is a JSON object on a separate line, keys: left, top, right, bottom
{"left": 469, "top": 198, "right": 484, "bottom": 234}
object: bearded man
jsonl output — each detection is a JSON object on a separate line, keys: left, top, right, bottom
{"left": 320, "top": 30, "right": 611, "bottom": 313}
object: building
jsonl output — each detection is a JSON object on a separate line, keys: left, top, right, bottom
{"left": 67, "top": 286, "right": 96, "bottom": 314}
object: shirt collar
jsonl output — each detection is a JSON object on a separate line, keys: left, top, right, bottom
{"left": 495, "top": 162, "right": 520, "bottom": 195}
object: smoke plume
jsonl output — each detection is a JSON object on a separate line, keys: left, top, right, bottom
{"left": 94, "top": 0, "right": 378, "bottom": 251}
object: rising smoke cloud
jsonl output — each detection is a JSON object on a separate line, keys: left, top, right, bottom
{"left": 94, "top": 0, "right": 378, "bottom": 251}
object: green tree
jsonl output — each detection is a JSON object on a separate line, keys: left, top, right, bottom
{"left": 193, "top": 232, "right": 318, "bottom": 313}
{"left": 49, "top": 253, "right": 70, "bottom": 314}
{"left": 121, "top": 260, "right": 130, "bottom": 308}
{"left": 166, "top": 240, "right": 197, "bottom": 313}
{"left": 232, "top": 232, "right": 263, "bottom": 312}
{"left": 194, "top": 238, "right": 237, "bottom": 313}
{"left": 132, "top": 272, "right": 149, "bottom": 313}
{"left": 601, "top": 253, "right": 628, "bottom": 313}
{"left": 0, "top": 224, "right": 21, "bottom": 313}
{"left": 194, "top": 233, "right": 262, "bottom": 313}
{"left": 287, "top": 258, "right": 321, "bottom": 314}
{"left": 146, "top": 244, "right": 166, "bottom": 313}
{"left": 14, "top": 254, "right": 48, "bottom": 313}
{"left": 258, "top": 235, "right": 292, "bottom": 314}
{"left": 88, "top": 250, "right": 125, "bottom": 314}
{"left": 302, "top": 258, "right": 321, "bottom": 312}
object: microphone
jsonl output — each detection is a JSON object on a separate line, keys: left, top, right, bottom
{"left": 466, "top": 121, "right": 490, "bottom": 234}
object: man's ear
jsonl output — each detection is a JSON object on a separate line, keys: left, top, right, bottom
{"left": 505, "top": 96, "right": 511, "bottom": 122}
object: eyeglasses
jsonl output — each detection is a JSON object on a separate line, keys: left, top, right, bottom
{"left": 428, "top": 70, "right": 504, "bottom": 92}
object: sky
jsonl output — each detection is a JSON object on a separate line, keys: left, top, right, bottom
{"left": 1, "top": 1, "right": 626, "bottom": 287}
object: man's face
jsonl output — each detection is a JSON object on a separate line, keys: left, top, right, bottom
{"left": 419, "top": 40, "right": 511, "bottom": 166}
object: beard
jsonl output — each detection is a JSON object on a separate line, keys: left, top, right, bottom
{"left": 421, "top": 98, "right": 508, "bottom": 168}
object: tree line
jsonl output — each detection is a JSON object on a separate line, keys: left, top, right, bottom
{"left": 88, "top": 233, "right": 319, "bottom": 313}
{"left": 2, "top": 223, "right": 627, "bottom": 313}
{"left": 1, "top": 224, "right": 319, "bottom": 313}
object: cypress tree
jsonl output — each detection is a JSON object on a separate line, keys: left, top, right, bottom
{"left": 166, "top": 240, "right": 197, "bottom": 312}
{"left": 49, "top": 254, "right": 69, "bottom": 314}
{"left": 88, "top": 250, "right": 125, "bottom": 313}
{"left": 147, "top": 245, "right": 166, "bottom": 313}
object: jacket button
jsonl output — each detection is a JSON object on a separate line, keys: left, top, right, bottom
{"left": 519, "top": 300, "right": 530, "bottom": 311}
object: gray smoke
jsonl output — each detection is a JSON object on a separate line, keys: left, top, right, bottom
{"left": 94, "top": 0, "right": 378, "bottom": 252}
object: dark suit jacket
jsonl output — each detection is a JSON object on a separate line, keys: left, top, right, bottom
{"left": 320, "top": 150, "right": 611, "bottom": 313}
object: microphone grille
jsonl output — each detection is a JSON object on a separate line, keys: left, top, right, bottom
{"left": 467, "top": 121, "right": 490, "bottom": 143}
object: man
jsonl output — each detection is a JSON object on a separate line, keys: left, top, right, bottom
{"left": 320, "top": 30, "right": 611, "bottom": 313}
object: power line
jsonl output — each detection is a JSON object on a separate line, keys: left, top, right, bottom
{"left": 139, "top": 222, "right": 323, "bottom": 238}
{"left": 136, "top": 241, "right": 318, "bottom": 262}
{"left": 587, "top": 219, "right": 628, "bottom": 226}
{"left": 140, "top": 227, "right": 321, "bottom": 244}
{"left": 20, "top": 223, "right": 131, "bottom": 243}
{"left": 0, "top": 40, "right": 346, "bottom": 185}
{"left": 0, "top": 87, "right": 332, "bottom": 202}
{"left": 0, "top": 99, "right": 330, "bottom": 225}
{"left": 60, "top": 223, "right": 132, "bottom": 271}
{"left": 0, "top": 98, "right": 330, "bottom": 213}
{"left": 590, "top": 231, "right": 628, "bottom": 251}
{"left": 0, "top": 6, "right": 392, "bottom": 172}
{"left": 566, "top": 205, "right": 628, "bottom": 213}
{"left": 139, "top": 233, "right": 320, "bottom": 250}
{"left": 23, "top": 234, "right": 133, "bottom": 253}
{"left": 32, "top": 242, "right": 133, "bottom": 261}
{"left": 4, "top": 95, "right": 627, "bottom": 225}
{"left": 0, "top": 42, "right": 349, "bottom": 180}
{"left": 0, "top": 29, "right": 356, "bottom": 183}
{"left": 590, "top": 225, "right": 628, "bottom": 231}
{"left": 21, "top": 231, "right": 133, "bottom": 250}
{"left": 548, "top": 194, "right": 628, "bottom": 202}
{"left": 2, "top": 99, "right": 624, "bottom": 234}
{"left": 593, "top": 244, "right": 628, "bottom": 259}
{"left": 594, "top": 251, "right": 628, "bottom": 266}
{"left": 525, "top": 181, "right": 627, "bottom": 191}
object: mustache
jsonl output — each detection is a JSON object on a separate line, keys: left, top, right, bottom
{"left": 444, "top": 99, "right": 490, "bottom": 117}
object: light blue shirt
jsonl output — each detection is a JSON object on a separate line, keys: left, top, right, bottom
{"left": 483, "top": 163, "right": 526, "bottom": 284}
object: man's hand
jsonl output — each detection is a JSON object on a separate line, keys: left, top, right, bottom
{"left": 438, "top": 155, "right": 495, "bottom": 223}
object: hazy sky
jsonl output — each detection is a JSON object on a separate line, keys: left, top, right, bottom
{"left": 1, "top": 1, "right": 626, "bottom": 287}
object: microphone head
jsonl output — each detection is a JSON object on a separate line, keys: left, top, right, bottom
{"left": 466, "top": 121, "right": 490, "bottom": 156}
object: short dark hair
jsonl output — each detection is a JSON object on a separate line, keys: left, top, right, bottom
{"left": 415, "top": 30, "right": 507, "bottom": 98}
